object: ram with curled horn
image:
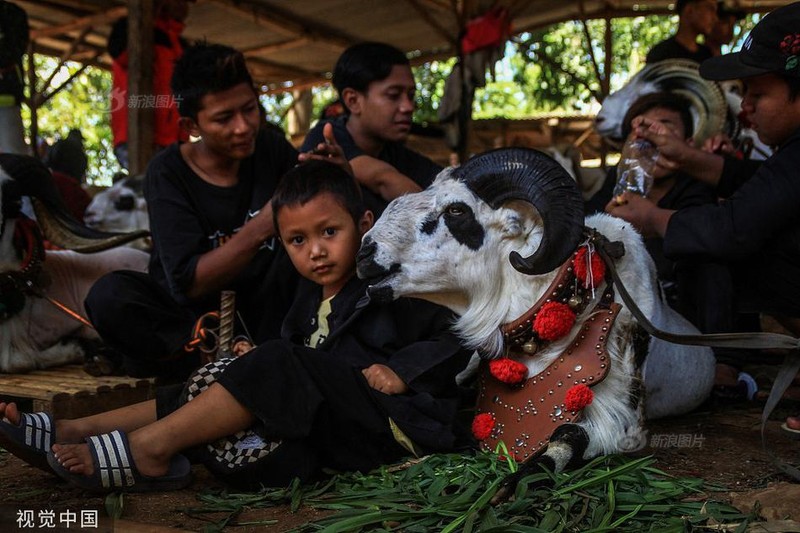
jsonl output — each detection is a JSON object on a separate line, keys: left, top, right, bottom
{"left": 595, "top": 59, "right": 771, "bottom": 159}
{"left": 357, "top": 147, "right": 715, "bottom": 498}
{"left": 0, "top": 154, "right": 149, "bottom": 373}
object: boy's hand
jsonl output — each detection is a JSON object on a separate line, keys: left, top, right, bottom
{"left": 298, "top": 122, "right": 354, "bottom": 176}
{"left": 362, "top": 364, "right": 408, "bottom": 395}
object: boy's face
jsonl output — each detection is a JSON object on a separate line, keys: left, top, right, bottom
{"left": 277, "top": 191, "right": 373, "bottom": 299}
{"left": 181, "top": 82, "right": 260, "bottom": 160}
{"left": 741, "top": 73, "right": 800, "bottom": 147}
{"left": 346, "top": 64, "right": 416, "bottom": 143}
{"left": 628, "top": 106, "right": 689, "bottom": 180}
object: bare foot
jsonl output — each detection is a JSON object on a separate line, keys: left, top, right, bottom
{"left": 787, "top": 416, "right": 800, "bottom": 431}
{"left": 51, "top": 443, "right": 94, "bottom": 475}
{"left": 2, "top": 401, "right": 83, "bottom": 443}
{"left": 0, "top": 401, "right": 20, "bottom": 425}
{"left": 52, "top": 435, "right": 171, "bottom": 479}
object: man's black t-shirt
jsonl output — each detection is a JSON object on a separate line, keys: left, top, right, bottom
{"left": 646, "top": 37, "right": 713, "bottom": 64}
{"left": 144, "top": 128, "right": 299, "bottom": 335}
{"left": 301, "top": 116, "right": 442, "bottom": 216}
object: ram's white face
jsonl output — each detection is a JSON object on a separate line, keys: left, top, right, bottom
{"left": 595, "top": 79, "right": 657, "bottom": 140}
{"left": 356, "top": 167, "right": 542, "bottom": 314}
{"left": 84, "top": 179, "right": 148, "bottom": 233}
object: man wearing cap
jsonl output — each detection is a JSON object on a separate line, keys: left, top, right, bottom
{"left": 608, "top": 2, "right": 800, "bottom": 436}
{"left": 647, "top": 0, "right": 718, "bottom": 64}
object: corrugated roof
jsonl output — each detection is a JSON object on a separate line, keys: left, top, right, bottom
{"left": 16, "top": 0, "right": 791, "bottom": 91}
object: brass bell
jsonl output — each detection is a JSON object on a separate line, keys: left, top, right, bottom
{"left": 522, "top": 340, "right": 538, "bottom": 354}
{"left": 568, "top": 294, "right": 583, "bottom": 308}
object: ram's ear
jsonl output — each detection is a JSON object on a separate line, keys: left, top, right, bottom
{"left": 498, "top": 200, "right": 538, "bottom": 239}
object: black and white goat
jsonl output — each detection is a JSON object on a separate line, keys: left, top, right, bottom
{"left": 357, "top": 148, "right": 714, "bottom": 497}
{"left": 0, "top": 154, "right": 149, "bottom": 373}
{"left": 84, "top": 174, "right": 150, "bottom": 250}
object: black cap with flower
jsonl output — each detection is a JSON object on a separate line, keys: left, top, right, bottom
{"left": 701, "top": 3, "right": 800, "bottom": 81}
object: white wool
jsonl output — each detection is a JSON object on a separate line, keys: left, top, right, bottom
{"left": 362, "top": 173, "right": 715, "bottom": 463}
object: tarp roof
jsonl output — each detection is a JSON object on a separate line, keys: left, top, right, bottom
{"left": 18, "top": 0, "right": 790, "bottom": 92}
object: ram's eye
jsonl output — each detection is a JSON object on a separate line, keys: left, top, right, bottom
{"left": 446, "top": 204, "right": 464, "bottom": 216}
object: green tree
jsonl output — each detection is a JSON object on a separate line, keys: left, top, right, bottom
{"left": 22, "top": 55, "right": 118, "bottom": 186}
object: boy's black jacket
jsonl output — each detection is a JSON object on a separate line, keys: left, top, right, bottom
{"left": 281, "top": 276, "right": 473, "bottom": 451}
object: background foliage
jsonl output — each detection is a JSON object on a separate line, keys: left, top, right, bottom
{"left": 22, "top": 14, "right": 758, "bottom": 187}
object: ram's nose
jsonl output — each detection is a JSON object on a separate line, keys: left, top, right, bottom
{"left": 356, "top": 238, "right": 384, "bottom": 280}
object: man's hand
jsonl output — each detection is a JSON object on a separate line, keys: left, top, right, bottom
{"left": 298, "top": 122, "right": 354, "bottom": 176}
{"left": 362, "top": 364, "right": 409, "bottom": 395}
{"left": 629, "top": 115, "right": 725, "bottom": 187}
{"left": 605, "top": 191, "right": 673, "bottom": 238}
{"left": 702, "top": 133, "right": 737, "bottom": 156}
{"left": 630, "top": 115, "right": 686, "bottom": 175}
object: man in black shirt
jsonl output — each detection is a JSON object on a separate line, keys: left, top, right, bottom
{"left": 300, "top": 42, "right": 442, "bottom": 217}
{"left": 647, "top": 0, "right": 718, "bottom": 64}
{"left": 85, "top": 43, "right": 299, "bottom": 380}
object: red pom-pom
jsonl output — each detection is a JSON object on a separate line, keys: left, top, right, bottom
{"left": 565, "top": 384, "right": 594, "bottom": 412}
{"left": 472, "top": 413, "right": 496, "bottom": 440}
{"left": 489, "top": 357, "right": 528, "bottom": 384}
{"left": 533, "top": 301, "right": 576, "bottom": 341}
{"left": 573, "top": 247, "right": 605, "bottom": 288}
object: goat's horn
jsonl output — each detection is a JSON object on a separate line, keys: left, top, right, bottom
{"left": 0, "top": 153, "right": 150, "bottom": 252}
{"left": 456, "top": 147, "right": 585, "bottom": 276}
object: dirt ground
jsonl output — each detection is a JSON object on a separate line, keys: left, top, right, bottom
{"left": 1, "top": 396, "right": 799, "bottom": 532}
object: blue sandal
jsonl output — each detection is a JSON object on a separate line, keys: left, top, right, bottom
{"left": 47, "top": 430, "right": 192, "bottom": 493}
{"left": 0, "top": 411, "right": 56, "bottom": 472}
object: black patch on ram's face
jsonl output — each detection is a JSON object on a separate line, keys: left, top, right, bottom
{"left": 420, "top": 216, "right": 438, "bottom": 235}
{"left": 443, "top": 201, "right": 484, "bottom": 250}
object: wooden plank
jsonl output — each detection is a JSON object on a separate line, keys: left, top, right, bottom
{"left": 0, "top": 365, "right": 156, "bottom": 419}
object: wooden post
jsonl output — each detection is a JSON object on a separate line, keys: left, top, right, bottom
{"left": 601, "top": 15, "right": 613, "bottom": 169}
{"left": 287, "top": 89, "right": 313, "bottom": 139}
{"left": 26, "top": 41, "right": 38, "bottom": 158}
{"left": 127, "top": 0, "right": 155, "bottom": 175}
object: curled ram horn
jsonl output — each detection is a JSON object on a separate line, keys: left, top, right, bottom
{"left": 596, "top": 59, "right": 731, "bottom": 147}
{"left": 0, "top": 153, "right": 150, "bottom": 252}
{"left": 455, "top": 147, "right": 585, "bottom": 276}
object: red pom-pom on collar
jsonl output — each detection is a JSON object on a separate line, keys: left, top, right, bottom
{"left": 489, "top": 357, "right": 528, "bottom": 384}
{"left": 573, "top": 246, "right": 605, "bottom": 289}
{"left": 472, "top": 413, "right": 496, "bottom": 440}
{"left": 565, "top": 383, "right": 594, "bottom": 412}
{"left": 533, "top": 301, "right": 576, "bottom": 341}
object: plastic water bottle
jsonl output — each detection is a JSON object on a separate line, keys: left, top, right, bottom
{"left": 613, "top": 139, "right": 659, "bottom": 200}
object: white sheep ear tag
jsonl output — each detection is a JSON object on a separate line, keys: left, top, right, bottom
{"left": 473, "top": 303, "right": 621, "bottom": 462}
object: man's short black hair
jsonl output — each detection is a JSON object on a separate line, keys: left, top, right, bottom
{"left": 332, "top": 42, "right": 410, "bottom": 101}
{"left": 272, "top": 161, "right": 366, "bottom": 232}
{"left": 676, "top": 0, "right": 711, "bottom": 15}
{"left": 621, "top": 92, "right": 695, "bottom": 140}
{"left": 171, "top": 42, "right": 255, "bottom": 120}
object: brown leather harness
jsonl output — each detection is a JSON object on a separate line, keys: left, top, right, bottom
{"left": 475, "top": 237, "right": 622, "bottom": 461}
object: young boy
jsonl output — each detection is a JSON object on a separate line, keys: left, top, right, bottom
{"left": 591, "top": 92, "right": 745, "bottom": 398}
{"left": 300, "top": 42, "right": 443, "bottom": 217}
{"left": 85, "top": 43, "right": 300, "bottom": 381}
{"left": 0, "top": 160, "right": 471, "bottom": 492}
{"left": 608, "top": 1, "right": 800, "bottom": 433}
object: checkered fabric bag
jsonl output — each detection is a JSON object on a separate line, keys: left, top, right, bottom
{"left": 182, "top": 358, "right": 282, "bottom": 471}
